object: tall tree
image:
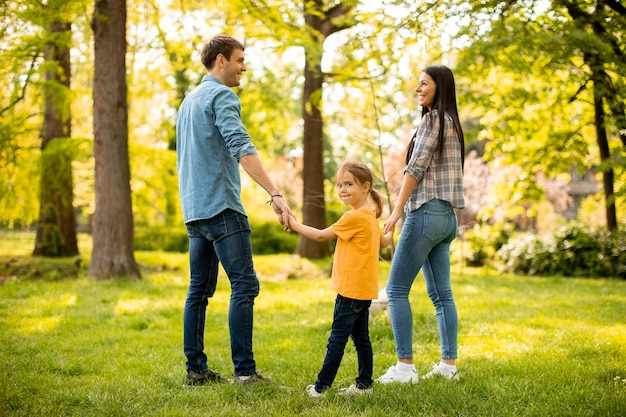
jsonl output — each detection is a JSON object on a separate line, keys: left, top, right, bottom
{"left": 233, "top": 0, "right": 432, "bottom": 258}
{"left": 455, "top": 0, "right": 625, "bottom": 230}
{"left": 0, "top": 1, "right": 53, "bottom": 231}
{"left": 562, "top": 0, "right": 625, "bottom": 230}
{"left": 90, "top": 0, "right": 140, "bottom": 278}
{"left": 297, "top": 1, "right": 359, "bottom": 258}
{"left": 33, "top": 20, "right": 79, "bottom": 257}
{"left": 254, "top": 0, "right": 356, "bottom": 259}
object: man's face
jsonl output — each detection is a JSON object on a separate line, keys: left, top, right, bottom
{"left": 220, "top": 48, "right": 246, "bottom": 87}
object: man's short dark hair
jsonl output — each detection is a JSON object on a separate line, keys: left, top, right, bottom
{"left": 201, "top": 35, "right": 245, "bottom": 70}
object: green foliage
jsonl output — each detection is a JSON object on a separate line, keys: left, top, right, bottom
{"left": 498, "top": 223, "right": 626, "bottom": 278}
{"left": 462, "top": 222, "right": 515, "bottom": 267}
{"left": 130, "top": 145, "right": 180, "bottom": 228}
{"left": 0, "top": 255, "right": 84, "bottom": 282}
{"left": 249, "top": 219, "right": 298, "bottom": 255}
{"left": 134, "top": 226, "right": 189, "bottom": 253}
{"left": 454, "top": 0, "right": 625, "bottom": 229}
{"left": 134, "top": 219, "right": 299, "bottom": 255}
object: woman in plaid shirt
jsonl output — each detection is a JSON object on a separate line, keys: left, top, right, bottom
{"left": 378, "top": 65, "right": 465, "bottom": 384}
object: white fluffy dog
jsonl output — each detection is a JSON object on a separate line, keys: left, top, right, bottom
{"left": 369, "top": 287, "right": 390, "bottom": 321}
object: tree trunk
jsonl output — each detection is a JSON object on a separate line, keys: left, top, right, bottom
{"left": 296, "top": 1, "right": 355, "bottom": 259}
{"left": 297, "top": 51, "right": 331, "bottom": 259}
{"left": 90, "top": 0, "right": 140, "bottom": 279}
{"left": 592, "top": 72, "right": 618, "bottom": 230}
{"left": 565, "top": 0, "right": 620, "bottom": 231}
{"left": 33, "top": 21, "right": 79, "bottom": 257}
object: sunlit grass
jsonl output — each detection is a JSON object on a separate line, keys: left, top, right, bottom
{"left": 0, "top": 232, "right": 625, "bottom": 416}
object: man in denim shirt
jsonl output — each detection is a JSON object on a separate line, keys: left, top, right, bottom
{"left": 176, "top": 35, "right": 291, "bottom": 385}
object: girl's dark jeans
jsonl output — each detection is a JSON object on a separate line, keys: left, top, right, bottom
{"left": 315, "top": 294, "right": 373, "bottom": 391}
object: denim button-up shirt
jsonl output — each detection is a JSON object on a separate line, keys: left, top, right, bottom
{"left": 176, "top": 75, "right": 257, "bottom": 223}
{"left": 405, "top": 110, "right": 465, "bottom": 212}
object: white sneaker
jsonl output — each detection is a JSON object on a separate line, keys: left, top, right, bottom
{"left": 377, "top": 365, "right": 419, "bottom": 384}
{"left": 338, "top": 384, "right": 373, "bottom": 395}
{"left": 306, "top": 384, "right": 325, "bottom": 398}
{"left": 422, "top": 363, "right": 460, "bottom": 381}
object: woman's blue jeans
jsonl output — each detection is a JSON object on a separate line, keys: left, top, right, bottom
{"left": 315, "top": 295, "right": 373, "bottom": 391}
{"left": 387, "top": 199, "right": 459, "bottom": 360}
{"left": 183, "top": 209, "right": 260, "bottom": 377}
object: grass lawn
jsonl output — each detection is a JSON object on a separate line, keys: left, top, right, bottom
{"left": 0, "top": 232, "right": 625, "bottom": 416}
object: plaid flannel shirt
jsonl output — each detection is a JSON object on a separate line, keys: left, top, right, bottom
{"left": 404, "top": 110, "right": 465, "bottom": 212}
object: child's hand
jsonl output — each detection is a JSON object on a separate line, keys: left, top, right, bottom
{"left": 285, "top": 214, "right": 298, "bottom": 232}
{"left": 381, "top": 229, "right": 394, "bottom": 248}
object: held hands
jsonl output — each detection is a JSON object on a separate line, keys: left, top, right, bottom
{"left": 383, "top": 208, "right": 402, "bottom": 235}
{"left": 285, "top": 214, "right": 298, "bottom": 232}
{"left": 268, "top": 195, "right": 293, "bottom": 231}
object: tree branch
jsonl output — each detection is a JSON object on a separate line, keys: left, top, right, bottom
{"left": 320, "top": 2, "right": 355, "bottom": 37}
{"left": 0, "top": 53, "right": 39, "bottom": 115}
{"left": 568, "top": 77, "right": 590, "bottom": 104}
{"left": 605, "top": 0, "right": 626, "bottom": 15}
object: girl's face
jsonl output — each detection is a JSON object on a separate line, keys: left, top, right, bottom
{"left": 416, "top": 71, "right": 436, "bottom": 110}
{"left": 335, "top": 171, "right": 370, "bottom": 209}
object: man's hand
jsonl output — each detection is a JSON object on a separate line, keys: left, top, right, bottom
{"left": 270, "top": 196, "right": 293, "bottom": 231}
{"left": 238, "top": 154, "right": 294, "bottom": 231}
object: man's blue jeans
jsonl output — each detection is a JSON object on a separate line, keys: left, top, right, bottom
{"left": 387, "top": 199, "right": 459, "bottom": 360}
{"left": 315, "top": 294, "right": 373, "bottom": 392}
{"left": 183, "top": 209, "right": 260, "bottom": 377}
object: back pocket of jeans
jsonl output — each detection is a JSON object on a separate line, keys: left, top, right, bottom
{"left": 422, "top": 210, "right": 450, "bottom": 242}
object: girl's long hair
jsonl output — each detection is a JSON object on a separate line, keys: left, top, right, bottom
{"left": 406, "top": 65, "right": 465, "bottom": 168}
{"left": 336, "top": 161, "right": 384, "bottom": 218}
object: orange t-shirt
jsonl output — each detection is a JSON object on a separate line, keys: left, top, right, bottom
{"left": 330, "top": 208, "right": 380, "bottom": 300}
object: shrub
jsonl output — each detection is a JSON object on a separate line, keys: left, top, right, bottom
{"left": 0, "top": 256, "right": 84, "bottom": 281}
{"left": 497, "top": 223, "right": 626, "bottom": 278}
{"left": 497, "top": 232, "right": 556, "bottom": 275}
{"left": 249, "top": 220, "right": 298, "bottom": 254}
{"left": 135, "top": 219, "right": 299, "bottom": 255}
{"left": 135, "top": 226, "right": 189, "bottom": 252}
{"left": 462, "top": 222, "right": 515, "bottom": 267}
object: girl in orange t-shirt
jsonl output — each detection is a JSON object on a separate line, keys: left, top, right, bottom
{"left": 287, "top": 160, "right": 393, "bottom": 397}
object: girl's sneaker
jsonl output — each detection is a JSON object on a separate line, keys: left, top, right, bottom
{"left": 339, "top": 384, "right": 373, "bottom": 395}
{"left": 422, "top": 363, "right": 460, "bottom": 381}
{"left": 306, "top": 384, "right": 325, "bottom": 398}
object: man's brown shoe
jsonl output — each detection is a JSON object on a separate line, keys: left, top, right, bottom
{"left": 186, "top": 369, "right": 230, "bottom": 385}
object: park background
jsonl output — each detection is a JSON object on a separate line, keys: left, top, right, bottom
{"left": 1, "top": 0, "right": 625, "bottom": 415}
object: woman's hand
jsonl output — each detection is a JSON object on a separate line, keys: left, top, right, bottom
{"left": 383, "top": 208, "right": 402, "bottom": 235}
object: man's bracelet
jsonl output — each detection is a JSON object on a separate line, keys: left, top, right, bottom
{"left": 267, "top": 194, "right": 283, "bottom": 206}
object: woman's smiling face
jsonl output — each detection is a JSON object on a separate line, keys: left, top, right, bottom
{"left": 416, "top": 71, "right": 437, "bottom": 110}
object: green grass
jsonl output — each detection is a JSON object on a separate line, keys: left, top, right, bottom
{"left": 0, "top": 233, "right": 625, "bottom": 416}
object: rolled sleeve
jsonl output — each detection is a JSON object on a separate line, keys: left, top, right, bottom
{"left": 213, "top": 88, "right": 258, "bottom": 160}
{"left": 405, "top": 115, "right": 439, "bottom": 182}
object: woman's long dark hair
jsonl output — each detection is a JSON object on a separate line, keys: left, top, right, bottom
{"left": 406, "top": 65, "right": 465, "bottom": 168}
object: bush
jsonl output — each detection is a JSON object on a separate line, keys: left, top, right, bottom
{"left": 497, "top": 223, "right": 626, "bottom": 278}
{"left": 497, "top": 233, "right": 556, "bottom": 276}
{"left": 0, "top": 256, "right": 84, "bottom": 282}
{"left": 135, "top": 226, "right": 189, "bottom": 252}
{"left": 249, "top": 220, "right": 298, "bottom": 254}
{"left": 135, "top": 219, "right": 299, "bottom": 255}
{"left": 462, "top": 222, "right": 514, "bottom": 267}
